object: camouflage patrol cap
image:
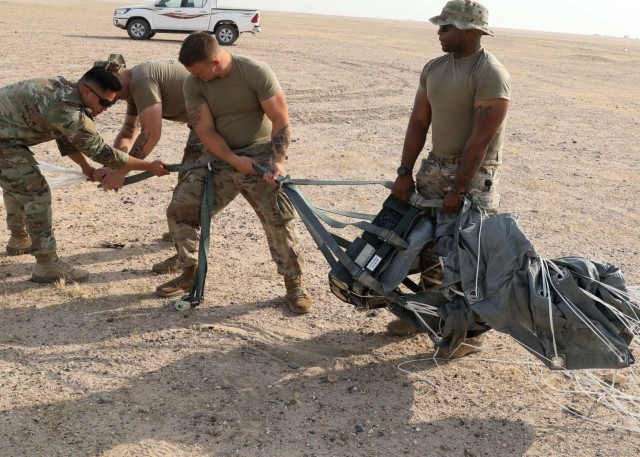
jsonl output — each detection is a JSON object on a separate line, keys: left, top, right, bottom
{"left": 93, "top": 54, "right": 126, "bottom": 73}
{"left": 430, "top": 0, "right": 494, "bottom": 37}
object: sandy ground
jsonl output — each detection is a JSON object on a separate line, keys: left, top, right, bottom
{"left": 1, "top": 1, "right": 640, "bottom": 456}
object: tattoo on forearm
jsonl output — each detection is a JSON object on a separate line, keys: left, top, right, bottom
{"left": 130, "top": 129, "right": 149, "bottom": 159}
{"left": 272, "top": 124, "right": 291, "bottom": 158}
{"left": 122, "top": 120, "right": 137, "bottom": 135}
{"left": 187, "top": 107, "right": 202, "bottom": 128}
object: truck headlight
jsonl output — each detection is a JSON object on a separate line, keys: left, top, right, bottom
{"left": 114, "top": 8, "right": 130, "bottom": 15}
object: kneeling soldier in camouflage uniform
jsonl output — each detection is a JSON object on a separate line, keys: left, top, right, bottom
{"left": 0, "top": 66, "right": 169, "bottom": 283}
{"left": 156, "top": 31, "right": 313, "bottom": 314}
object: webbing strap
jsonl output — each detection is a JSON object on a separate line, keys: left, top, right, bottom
{"left": 281, "top": 178, "right": 394, "bottom": 188}
{"left": 123, "top": 162, "right": 209, "bottom": 186}
{"left": 122, "top": 162, "right": 431, "bottom": 309}
{"left": 283, "top": 184, "right": 408, "bottom": 307}
{"left": 291, "top": 186, "right": 410, "bottom": 250}
{"left": 314, "top": 206, "right": 376, "bottom": 221}
{"left": 182, "top": 167, "right": 215, "bottom": 306}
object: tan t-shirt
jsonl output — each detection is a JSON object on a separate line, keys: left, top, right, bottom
{"left": 419, "top": 48, "right": 511, "bottom": 165}
{"left": 183, "top": 54, "right": 281, "bottom": 151}
{"left": 127, "top": 60, "right": 190, "bottom": 124}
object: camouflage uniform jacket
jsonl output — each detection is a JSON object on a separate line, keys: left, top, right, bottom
{"left": 0, "top": 77, "right": 128, "bottom": 169}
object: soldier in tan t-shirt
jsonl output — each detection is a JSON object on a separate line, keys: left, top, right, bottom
{"left": 154, "top": 31, "right": 312, "bottom": 314}
{"left": 92, "top": 55, "right": 207, "bottom": 274}
{"left": 388, "top": 1, "right": 512, "bottom": 349}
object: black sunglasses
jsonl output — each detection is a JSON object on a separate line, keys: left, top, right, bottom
{"left": 83, "top": 83, "right": 117, "bottom": 108}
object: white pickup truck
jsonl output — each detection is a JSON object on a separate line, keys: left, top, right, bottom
{"left": 113, "top": 0, "right": 261, "bottom": 45}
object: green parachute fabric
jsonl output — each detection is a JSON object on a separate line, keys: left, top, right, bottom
{"left": 428, "top": 199, "right": 636, "bottom": 370}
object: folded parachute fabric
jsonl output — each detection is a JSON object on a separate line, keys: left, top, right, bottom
{"left": 430, "top": 200, "right": 637, "bottom": 370}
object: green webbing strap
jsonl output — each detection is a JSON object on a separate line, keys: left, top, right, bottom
{"left": 314, "top": 206, "right": 376, "bottom": 221}
{"left": 122, "top": 162, "right": 431, "bottom": 310}
{"left": 182, "top": 165, "right": 215, "bottom": 306}
{"left": 281, "top": 178, "right": 394, "bottom": 188}
{"left": 284, "top": 179, "right": 410, "bottom": 250}
{"left": 282, "top": 183, "right": 408, "bottom": 307}
{"left": 123, "top": 162, "right": 209, "bottom": 186}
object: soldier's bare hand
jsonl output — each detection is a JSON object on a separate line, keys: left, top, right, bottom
{"left": 442, "top": 190, "right": 464, "bottom": 214}
{"left": 263, "top": 161, "right": 285, "bottom": 186}
{"left": 94, "top": 167, "right": 111, "bottom": 182}
{"left": 100, "top": 170, "right": 126, "bottom": 191}
{"left": 82, "top": 166, "right": 97, "bottom": 182}
{"left": 233, "top": 156, "right": 259, "bottom": 175}
{"left": 149, "top": 160, "right": 170, "bottom": 177}
{"left": 391, "top": 175, "right": 414, "bottom": 201}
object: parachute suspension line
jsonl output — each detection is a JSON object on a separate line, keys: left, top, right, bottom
{"left": 473, "top": 208, "right": 487, "bottom": 300}
{"left": 419, "top": 263, "right": 442, "bottom": 292}
{"left": 573, "top": 276, "right": 640, "bottom": 326}
{"left": 540, "top": 259, "right": 560, "bottom": 361}
{"left": 544, "top": 260, "right": 629, "bottom": 363}
{"left": 580, "top": 287, "right": 640, "bottom": 335}
{"left": 528, "top": 364, "right": 640, "bottom": 433}
{"left": 405, "top": 300, "right": 442, "bottom": 340}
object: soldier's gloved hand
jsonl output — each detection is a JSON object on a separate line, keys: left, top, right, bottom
{"left": 232, "top": 156, "right": 259, "bottom": 175}
{"left": 100, "top": 169, "right": 126, "bottom": 191}
{"left": 391, "top": 175, "right": 415, "bottom": 201}
{"left": 148, "top": 160, "right": 170, "bottom": 177}
{"left": 442, "top": 189, "right": 465, "bottom": 214}
{"left": 94, "top": 167, "right": 112, "bottom": 182}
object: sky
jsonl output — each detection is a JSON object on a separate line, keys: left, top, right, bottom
{"left": 222, "top": 0, "right": 640, "bottom": 39}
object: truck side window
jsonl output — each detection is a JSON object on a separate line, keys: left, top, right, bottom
{"left": 157, "top": 0, "right": 182, "bottom": 7}
{"left": 182, "top": 0, "right": 202, "bottom": 7}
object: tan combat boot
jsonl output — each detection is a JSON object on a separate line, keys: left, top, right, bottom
{"left": 161, "top": 231, "right": 173, "bottom": 242}
{"left": 284, "top": 275, "right": 313, "bottom": 314}
{"left": 6, "top": 233, "right": 32, "bottom": 256}
{"left": 31, "top": 255, "right": 90, "bottom": 283}
{"left": 156, "top": 266, "right": 195, "bottom": 298}
{"left": 152, "top": 254, "right": 180, "bottom": 274}
{"left": 386, "top": 318, "right": 419, "bottom": 337}
{"left": 436, "top": 334, "right": 485, "bottom": 359}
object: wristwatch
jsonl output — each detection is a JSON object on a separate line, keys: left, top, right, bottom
{"left": 397, "top": 166, "right": 412, "bottom": 176}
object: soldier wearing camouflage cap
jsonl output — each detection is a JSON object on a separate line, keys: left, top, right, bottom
{"left": 0, "top": 67, "right": 169, "bottom": 283}
{"left": 387, "top": 0, "right": 512, "bottom": 352}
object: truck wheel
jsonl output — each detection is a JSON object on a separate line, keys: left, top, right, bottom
{"left": 215, "top": 24, "right": 238, "bottom": 45}
{"left": 127, "top": 19, "right": 151, "bottom": 40}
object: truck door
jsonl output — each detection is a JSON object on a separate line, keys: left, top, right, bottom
{"left": 181, "top": 0, "right": 211, "bottom": 31}
{"left": 153, "top": 0, "right": 185, "bottom": 30}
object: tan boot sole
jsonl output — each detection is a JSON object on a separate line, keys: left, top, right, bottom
{"left": 156, "top": 288, "right": 188, "bottom": 298}
{"left": 6, "top": 246, "right": 31, "bottom": 256}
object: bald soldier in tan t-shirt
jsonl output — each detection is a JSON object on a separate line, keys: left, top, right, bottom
{"left": 93, "top": 55, "right": 207, "bottom": 274}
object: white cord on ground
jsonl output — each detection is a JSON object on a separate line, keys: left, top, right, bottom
{"left": 0, "top": 161, "right": 87, "bottom": 206}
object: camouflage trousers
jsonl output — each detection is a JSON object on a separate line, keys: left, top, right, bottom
{"left": 166, "top": 153, "right": 305, "bottom": 277}
{"left": 0, "top": 144, "right": 56, "bottom": 255}
{"left": 415, "top": 154, "right": 501, "bottom": 288}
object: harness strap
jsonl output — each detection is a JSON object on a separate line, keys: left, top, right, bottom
{"left": 122, "top": 162, "right": 433, "bottom": 310}
{"left": 182, "top": 167, "right": 215, "bottom": 306}
{"left": 123, "top": 162, "right": 209, "bottom": 186}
